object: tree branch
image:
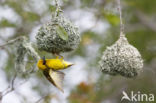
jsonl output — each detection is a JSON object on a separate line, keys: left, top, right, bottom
{"left": 35, "top": 94, "right": 50, "bottom": 103}
{"left": 135, "top": 10, "right": 156, "bottom": 32}
{"left": 0, "top": 36, "right": 23, "bottom": 49}
{"left": 0, "top": 73, "right": 27, "bottom": 102}
{"left": 2, "top": 73, "right": 17, "bottom": 97}
{"left": 54, "top": 0, "right": 63, "bottom": 17}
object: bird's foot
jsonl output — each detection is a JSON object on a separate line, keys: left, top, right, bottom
{"left": 53, "top": 53, "right": 64, "bottom": 60}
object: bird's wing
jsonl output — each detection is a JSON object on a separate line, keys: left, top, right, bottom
{"left": 49, "top": 69, "right": 65, "bottom": 92}
{"left": 43, "top": 69, "right": 56, "bottom": 87}
{"left": 43, "top": 69, "right": 65, "bottom": 92}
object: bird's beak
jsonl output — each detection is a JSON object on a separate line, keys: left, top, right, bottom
{"left": 68, "top": 63, "right": 74, "bottom": 67}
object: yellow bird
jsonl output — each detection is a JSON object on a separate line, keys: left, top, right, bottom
{"left": 37, "top": 56, "right": 74, "bottom": 92}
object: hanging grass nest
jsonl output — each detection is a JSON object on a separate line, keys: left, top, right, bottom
{"left": 15, "top": 36, "right": 40, "bottom": 74}
{"left": 36, "top": 13, "right": 80, "bottom": 54}
{"left": 99, "top": 33, "right": 143, "bottom": 78}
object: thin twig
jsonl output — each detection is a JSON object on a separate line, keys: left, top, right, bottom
{"left": 2, "top": 73, "right": 17, "bottom": 96}
{"left": 117, "top": 0, "right": 124, "bottom": 36}
{"left": 135, "top": 10, "right": 156, "bottom": 32}
{"left": 54, "top": 0, "right": 62, "bottom": 17}
{"left": 0, "top": 92, "right": 2, "bottom": 103}
{"left": 0, "top": 73, "right": 28, "bottom": 102}
{"left": 0, "top": 36, "right": 22, "bottom": 48}
{"left": 55, "top": 0, "right": 59, "bottom": 8}
{"left": 35, "top": 94, "right": 49, "bottom": 103}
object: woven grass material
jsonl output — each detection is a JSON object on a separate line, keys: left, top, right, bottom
{"left": 36, "top": 15, "right": 80, "bottom": 54}
{"left": 99, "top": 34, "right": 143, "bottom": 78}
{"left": 15, "top": 36, "right": 40, "bottom": 73}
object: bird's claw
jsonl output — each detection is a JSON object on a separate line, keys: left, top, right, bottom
{"left": 54, "top": 53, "right": 64, "bottom": 60}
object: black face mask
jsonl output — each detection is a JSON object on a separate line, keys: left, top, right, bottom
{"left": 42, "top": 56, "right": 46, "bottom": 65}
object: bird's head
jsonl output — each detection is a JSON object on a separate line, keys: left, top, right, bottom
{"left": 42, "top": 56, "right": 46, "bottom": 65}
{"left": 37, "top": 56, "right": 47, "bottom": 70}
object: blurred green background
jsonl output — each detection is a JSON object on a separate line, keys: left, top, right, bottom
{"left": 0, "top": 0, "right": 156, "bottom": 103}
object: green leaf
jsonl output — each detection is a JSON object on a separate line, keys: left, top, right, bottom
{"left": 80, "top": 0, "right": 94, "bottom": 7}
{"left": 105, "top": 13, "right": 120, "bottom": 26}
{"left": 48, "top": 5, "right": 56, "bottom": 12}
{"left": 22, "top": 11, "right": 40, "bottom": 22}
{"left": 0, "top": 19, "right": 16, "bottom": 27}
{"left": 56, "top": 25, "right": 68, "bottom": 41}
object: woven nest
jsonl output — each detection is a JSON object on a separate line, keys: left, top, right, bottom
{"left": 15, "top": 36, "right": 40, "bottom": 73}
{"left": 36, "top": 15, "right": 80, "bottom": 54}
{"left": 99, "top": 34, "right": 143, "bottom": 78}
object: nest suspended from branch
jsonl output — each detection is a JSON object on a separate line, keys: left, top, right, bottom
{"left": 99, "top": 34, "right": 143, "bottom": 78}
{"left": 36, "top": 14, "right": 81, "bottom": 54}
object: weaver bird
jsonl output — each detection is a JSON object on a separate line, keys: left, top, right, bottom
{"left": 37, "top": 56, "right": 74, "bottom": 92}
